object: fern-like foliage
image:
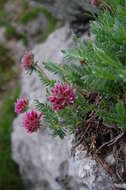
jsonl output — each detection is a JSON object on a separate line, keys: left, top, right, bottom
{"left": 38, "top": 70, "right": 56, "bottom": 87}
{"left": 34, "top": 0, "right": 126, "bottom": 137}
{"left": 35, "top": 100, "right": 66, "bottom": 138}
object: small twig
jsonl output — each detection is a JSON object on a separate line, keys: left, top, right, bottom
{"left": 115, "top": 158, "right": 123, "bottom": 182}
{"left": 108, "top": 131, "right": 124, "bottom": 146}
{"left": 94, "top": 154, "right": 114, "bottom": 177}
{"left": 73, "top": 119, "right": 94, "bottom": 148}
{"left": 36, "top": 64, "right": 49, "bottom": 80}
{"left": 96, "top": 131, "right": 124, "bottom": 153}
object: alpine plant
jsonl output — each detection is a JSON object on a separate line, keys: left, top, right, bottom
{"left": 15, "top": 0, "right": 126, "bottom": 137}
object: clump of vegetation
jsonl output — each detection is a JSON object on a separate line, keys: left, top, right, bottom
{"left": 0, "top": 11, "right": 8, "bottom": 26}
{"left": 0, "top": 44, "right": 25, "bottom": 189}
{"left": 39, "top": 8, "right": 57, "bottom": 42}
{"left": 0, "top": 0, "right": 56, "bottom": 46}
{"left": 5, "top": 24, "right": 28, "bottom": 45}
{"left": 0, "top": 44, "right": 16, "bottom": 89}
{"left": 18, "top": 0, "right": 126, "bottom": 184}
{"left": 0, "top": 0, "right": 56, "bottom": 45}
{"left": 0, "top": 0, "right": 8, "bottom": 8}
{"left": 21, "top": 7, "right": 56, "bottom": 42}
{"left": 0, "top": 0, "right": 28, "bottom": 44}
{"left": 0, "top": 87, "right": 25, "bottom": 190}
{"left": 21, "top": 7, "right": 43, "bottom": 25}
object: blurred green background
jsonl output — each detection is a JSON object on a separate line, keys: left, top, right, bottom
{"left": 0, "top": 0, "right": 56, "bottom": 189}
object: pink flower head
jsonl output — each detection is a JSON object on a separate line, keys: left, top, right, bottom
{"left": 91, "top": 0, "right": 99, "bottom": 6}
{"left": 15, "top": 97, "right": 28, "bottom": 114}
{"left": 23, "top": 110, "right": 43, "bottom": 133}
{"left": 48, "top": 83, "right": 77, "bottom": 111}
{"left": 21, "top": 52, "right": 34, "bottom": 70}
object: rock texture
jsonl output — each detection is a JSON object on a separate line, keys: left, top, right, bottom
{"left": 34, "top": 0, "right": 94, "bottom": 21}
{"left": 4, "top": 0, "right": 52, "bottom": 49}
{"left": 12, "top": 25, "right": 114, "bottom": 190}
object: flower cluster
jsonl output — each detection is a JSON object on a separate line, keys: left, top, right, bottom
{"left": 21, "top": 52, "right": 34, "bottom": 71}
{"left": 15, "top": 97, "right": 42, "bottom": 133}
{"left": 15, "top": 97, "right": 28, "bottom": 114}
{"left": 23, "top": 110, "right": 43, "bottom": 133}
{"left": 91, "top": 0, "right": 99, "bottom": 6}
{"left": 15, "top": 52, "right": 44, "bottom": 133}
{"left": 15, "top": 52, "right": 77, "bottom": 134}
{"left": 48, "top": 83, "right": 77, "bottom": 111}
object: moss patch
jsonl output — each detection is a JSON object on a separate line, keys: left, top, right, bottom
{"left": 5, "top": 24, "right": 28, "bottom": 45}
{"left": 21, "top": 7, "right": 57, "bottom": 42}
{"left": 21, "top": 7, "right": 42, "bottom": 25}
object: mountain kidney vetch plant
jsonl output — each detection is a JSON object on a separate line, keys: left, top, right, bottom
{"left": 15, "top": 0, "right": 126, "bottom": 138}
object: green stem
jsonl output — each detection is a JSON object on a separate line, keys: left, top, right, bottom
{"left": 35, "top": 64, "right": 49, "bottom": 80}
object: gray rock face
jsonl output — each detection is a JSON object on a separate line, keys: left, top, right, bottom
{"left": 34, "top": 0, "right": 94, "bottom": 21}
{"left": 74, "top": 146, "right": 114, "bottom": 190}
{"left": 12, "top": 25, "right": 114, "bottom": 190}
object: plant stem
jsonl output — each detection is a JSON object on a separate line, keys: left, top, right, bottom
{"left": 35, "top": 64, "right": 49, "bottom": 80}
